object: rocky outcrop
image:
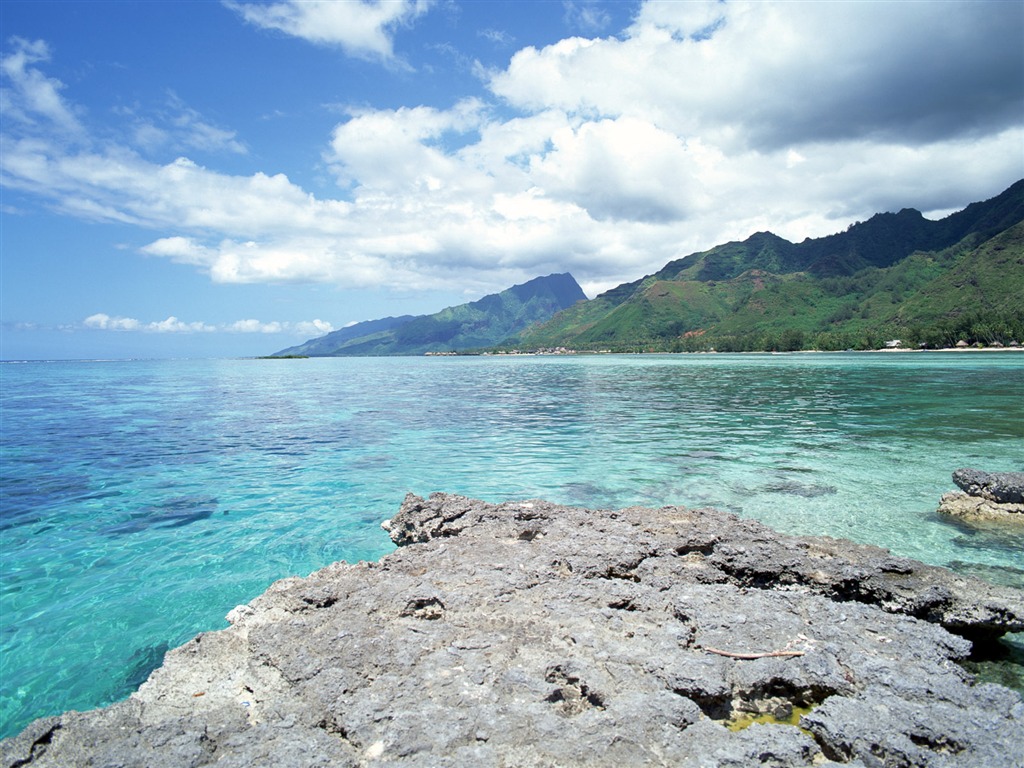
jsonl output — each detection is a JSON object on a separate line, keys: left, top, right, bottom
{"left": 4, "top": 494, "right": 1024, "bottom": 768}
{"left": 939, "top": 469, "right": 1024, "bottom": 523}
{"left": 953, "top": 468, "right": 1024, "bottom": 504}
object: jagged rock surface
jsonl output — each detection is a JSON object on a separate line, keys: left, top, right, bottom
{"left": 4, "top": 494, "right": 1024, "bottom": 768}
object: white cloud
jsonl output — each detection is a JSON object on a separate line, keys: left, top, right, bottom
{"left": 634, "top": 0, "right": 726, "bottom": 40}
{"left": 83, "top": 313, "right": 214, "bottom": 333}
{"left": 81, "top": 314, "right": 335, "bottom": 335}
{"left": 3, "top": 145, "right": 347, "bottom": 233}
{"left": 0, "top": 38, "right": 82, "bottom": 134}
{"left": 562, "top": 1, "right": 612, "bottom": 34}
{"left": 326, "top": 99, "right": 487, "bottom": 191}
{"left": 141, "top": 236, "right": 401, "bottom": 286}
{"left": 228, "top": 319, "right": 283, "bottom": 333}
{"left": 491, "top": 1, "right": 1024, "bottom": 150}
{"left": 294, "top": 319, "right": 335, "bottom": 336}
{"left": 528, "top": 117, "right": 700, "bottom": 222}
{"left": 227, "top": 0, "right": 433, "bottom": 62}
{"left": 84, "top": 313, "right": 141, "bottom": 331}
{"left": 4, "top": 44, "right": 244, "bottom": 162}
{"left": 479, "top": 29, "right": 515, "bottom": 47}
{"left": 3, "top": 3, "right": 1023, "bottom": 303}
{"left": 127, "top": 93, "right": 247, "bottom": 156}
{"left": 148, "top": 316, "right": 217, "bottom": 333}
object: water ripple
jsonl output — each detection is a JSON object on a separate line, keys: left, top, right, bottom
{"left": 1, "top": 353, "right": 1022, "bottom": 738}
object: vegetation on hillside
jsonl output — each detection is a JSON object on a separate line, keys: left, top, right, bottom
{"left": 513, "top": 181, "right": 1024, "bottom": 353}
{"left": 273, "top": 273, "right": 586, "bottom": 357}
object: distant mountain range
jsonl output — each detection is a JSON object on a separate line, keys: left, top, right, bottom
{"left": 273, "top": 181, "right": 1023, "bottom": 357}
{"left": 515, "top": 180, "right": 1024, "bottom": 352}
{"left": 273, "top": 273, "right": 586, "bottom": 356}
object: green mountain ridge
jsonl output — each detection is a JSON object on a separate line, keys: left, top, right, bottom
{"left": 517, "top": 180, "right": 1024, "bottom": 352}
{"left": 274, "top": 273, "right": 586, "bottom": 356}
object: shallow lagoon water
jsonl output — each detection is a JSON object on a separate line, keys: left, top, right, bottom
{"left": 1, "top": 352, "right": 1022, "bottom": 737}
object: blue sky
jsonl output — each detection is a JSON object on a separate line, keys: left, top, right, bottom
{"left": 2, "top": 0, "right": 1022, "bottom": 359}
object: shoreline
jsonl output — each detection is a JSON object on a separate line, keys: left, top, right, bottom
{"left": 4, "top": 347, "right": 1024, "bottom": 363}
{"left": 486, "top": 346, "right": 1024, "bottom": 357}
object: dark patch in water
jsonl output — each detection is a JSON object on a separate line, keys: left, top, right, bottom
{"left": 935, "top": 512, "right": 1024, "bottom": 553}
{"left": 684, "top": 450, "right": 723, "bottom": 460}
{"left": 561, "top": 482, "right": 604, "bottom": 500}
{"left": 760, "top": 480, "right": 837, "bottom": 498}
{"left": 103, "top": 496, "right": 218, "bottom": 536}
{"left": 947, "top": 560, "right": 1024, "bottom": 591}
{"left": 0, "top": 474, "right": 93, "bottom": 530}
{"left": 350, "top": 454, "right": 395, "bottom": 470}
{"left": 561, "top": 482, "right": 623, "bottom": 508}
{"left": 0, "top": 513, "right": 45, "bottom": 533}
{"left": 960, "top": 633, "right": 1024, "bottom": 695}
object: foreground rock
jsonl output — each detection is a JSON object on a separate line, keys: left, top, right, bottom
{"left": 939, "top": 468, "right": 1024, "bottom": 523}
{"left": 4, "top": 494, "right": 1024, "bottom": 767}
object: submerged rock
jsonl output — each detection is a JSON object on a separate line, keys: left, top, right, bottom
{"left": 939, "top": 469, "right": 1024, "bottom": 524}
{"left": 4, "top": 493, "right": 1024, "bottom": 767}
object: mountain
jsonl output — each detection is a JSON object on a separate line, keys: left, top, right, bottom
{"left": 279, "top": 315, "right": 417, "bottom": 356}
{"left": 517, "top": 180, "right": 1024, "bottom": 352}
{"left": 273, "top": 273, "right": 586, "bottom": 356}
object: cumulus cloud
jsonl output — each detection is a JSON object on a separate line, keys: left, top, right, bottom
{"left": 294, "top": 319, "right": 336, "bottom": 336}
{"left": 81, "top": 314, "right": 334, "bottom": 335}
{"left": 2, "top": 3, "right": 1023, "bottom": 301}
{"left": 228, "top": 319, "right": 283, "bottom": 333}
{"left": 491, "top": 1, "right": 1024, "bottom": 150}
{"left": 327, "top": 100, "right": 487, "bottom": 192}
{"left": 83, "top": 314, "right": 214, "bottom": 333}
{"left": 528, "top": 117, "right": 700, "bottom": 222}
{"left": 140, "top": 235, "right": 402, "bottom": 286}
{"left": 151, "top": 316, "right": 217, "bottom": 333}
{"left": 84, "top": 313, "right": 141, "bottom": 331}
{"left": 227, "top": 0, "right": 433, "bottom": 62}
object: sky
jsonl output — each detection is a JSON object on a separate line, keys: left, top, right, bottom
{"left": 1, "top": 0, "right": 1022, "bottom": 360}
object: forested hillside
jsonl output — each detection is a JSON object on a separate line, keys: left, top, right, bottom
{"left": 274, "top": 273, "right": 586, "bottom": 356}
{"left": 515, "top": 181, "right": 1024, "bottom": 352}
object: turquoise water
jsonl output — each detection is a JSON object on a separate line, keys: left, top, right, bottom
{"left": 1, "top": 352, "right": 1022, "bottom": 737}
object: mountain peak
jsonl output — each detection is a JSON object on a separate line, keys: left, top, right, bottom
{"left": 273, "top": 273, "right": 585, "bottom": 356}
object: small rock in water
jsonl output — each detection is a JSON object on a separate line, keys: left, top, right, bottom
{"left": 939, "top": 469, "right": 1024, "bottom": 525}
{"left": 953, "top": 468, "right": 1024, "bottom": 504}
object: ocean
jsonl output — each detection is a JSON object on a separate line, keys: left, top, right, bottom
{"left": 1, "top": 352, "right": 1022, "bottom": 738}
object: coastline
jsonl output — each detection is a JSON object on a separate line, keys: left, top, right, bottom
{"left": 484, "top": 346, "right": 1024, "bottom": 357}
{"left": 872, "top": 346, "right": 1024, "bottom": 353}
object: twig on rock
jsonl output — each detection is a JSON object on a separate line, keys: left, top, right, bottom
{"left": 703, "top": 646, "right": 805, "bottom": 659}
